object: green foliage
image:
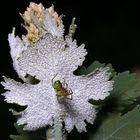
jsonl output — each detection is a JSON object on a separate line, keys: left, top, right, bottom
{"left": 89, "top": 106, "right": 140, "bottom": 140}
{"left": 78, "top": 61, "right": 107, "bottom": 75}
{"left": 103, "top": 71, "right": 140, "bottom": 112}
{"left": 10, "top": 123, "right": 44, "bottom": 140}
{"left": 111, "top": 71, "right": 140, "bottom": 108}
{"left": 78, "top": 61, "right": 115, "bottom": 77}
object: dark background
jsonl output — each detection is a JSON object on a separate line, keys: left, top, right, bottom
{"left": 0, "top": 0, "right": 140, "bottom": 139}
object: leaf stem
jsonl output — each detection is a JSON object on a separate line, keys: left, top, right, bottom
{"left": 54, "top": 116, "right": 63, "bottom": 140}
{"left": 46, "top": 116, "right": 67, "bottom": 140}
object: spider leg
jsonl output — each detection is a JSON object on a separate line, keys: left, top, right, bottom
{"left": 69, "top": 88, "right": 73, "bottom": 95}
{"left": 52, "top": 73, "right": 58, "bottom": 86}
{"left": 66, "top": 95, "right": 72, "bottom": 100}
{"left": 62, "top": 78, "right": 67, "bottom": 87}
{"left": 65, "top": 83, "right": 68, "bottom": 89}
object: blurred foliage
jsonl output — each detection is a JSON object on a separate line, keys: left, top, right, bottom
{"left": 89, "top": 106, "right": 140, "bottom": 140}
{"left": 10, "top": 124, "right": 45, "bottom": 140}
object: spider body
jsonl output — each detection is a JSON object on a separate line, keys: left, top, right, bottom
{"left": 52, "top": 79, "right": 72, "bottom": 101}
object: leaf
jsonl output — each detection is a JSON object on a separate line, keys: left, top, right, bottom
{"left": 10, "top": 135, "right": 31, "bottom": 140}
{"left": 90, "top": 106, "right": 140, "bottom": 140}
{"left": 78, "top": 61, "right": 115, "bottom": 76}
{"left": 107, "top": 71, "right": 140, "bottom": 111}
{"left": 10, "top": 123, "right": 45, "bottom": 140}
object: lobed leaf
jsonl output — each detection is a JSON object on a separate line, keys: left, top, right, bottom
{"left": 108, "top": 71, "right": 140, "bottom": 111}
{"left": 89, "top": 106, "right": 140, "bottom": 140}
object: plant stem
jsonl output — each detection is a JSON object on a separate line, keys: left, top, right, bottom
{"left": 68, "top": 17, "right": 77, "bottom": 38}
{"left": 54, "top": 115, "right": 63, "bottom": 140}
{"left": 46, "top": 116, "right": 67, "bottom": 140}
{"left": 46, "top": 127, "right": 55, "bottom": 140}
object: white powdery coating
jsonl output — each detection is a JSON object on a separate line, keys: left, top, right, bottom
{"left": 16, "top": 34, "right": 87, "bottom": 80}
{"left": 43, "top": 8, "right": 64, "bottom": 37}
{"left": 8, "top": 28, "right": 27, "bottom": 59}
{"left": 3, "top": 3, "right": 113, "bottom": 132}
{"left": 8, "top": 28, "right": 30, "bottom": 80}
{"left": 2, "top": 66, "right": 113, "bottom": 132}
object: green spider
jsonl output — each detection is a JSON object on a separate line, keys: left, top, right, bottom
{"left": 52, "top": 76, "right": 73, "bottom": 101}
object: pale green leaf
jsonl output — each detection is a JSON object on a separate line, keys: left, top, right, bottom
{"left": 108, "top": 71, "right": 140, "bottom": 111}
{"left": 10, "top": 123, "right": 45, "bottom": 140}
{"left": 78, "top": 61, "right": 114, "bottom": 75}
{"left": 90, "top": 106, "right": 140, "bottom": 140}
